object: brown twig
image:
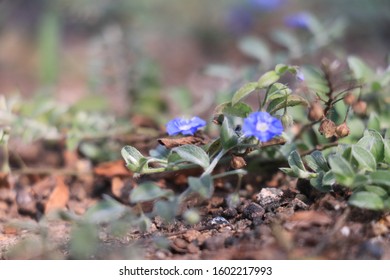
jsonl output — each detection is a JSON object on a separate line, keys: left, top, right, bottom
{"left": 300, "top": 141, "right": 339, "bottom": 157}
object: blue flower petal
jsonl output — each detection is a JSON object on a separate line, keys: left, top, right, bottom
{"left": 166, "top": 116, "right": 206, "bottom": 136}
{"left": 242, "top": 112, "right": 283, "bottom": 142}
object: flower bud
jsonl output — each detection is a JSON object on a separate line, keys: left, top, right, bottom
{"left": 343, "top": 92, "right": 356, "bottom": 105}
{"left": 352, "top": 101, "right": 367, "bottom": 116}
{"left": 281, "top": 114, "right": 294, "bottom": 128}
{"left": 230, "top": 155, "right": 246, "bottom": 169}
{"left": 335, "top": 122, "right": 350, "bottom": 138}
{"left": 319, "top": 118, "right": 336, "bottom": 138}
{"left": 308, "top": 102, "right": 324, "bottom": 121}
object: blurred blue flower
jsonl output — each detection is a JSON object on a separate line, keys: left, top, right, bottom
{"left": 297, "top": 70, "right": 305, "bottom": 81}
{"left": 226, "top": 6, "right": 254, "bottom": 35}
{"left": 166, "top": 117, "right": 206, "bottom": 136}
{"left": 242, "top": 112, "right": 283, "bottom": 142}
{"left": 249, "top": 0, "right": 285, "bottom": 11}
{"left": 285, "top": 12, "right": 311, "bottom": 29}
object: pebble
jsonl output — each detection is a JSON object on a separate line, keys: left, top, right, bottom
{"left": 340, "top": 226, "right": 350, "bottom": 237}
{"left": 222, "top": 207, "right": 238, "bottom": 219}
{"left": 256, "top": 188, "right": 283, "bottom": 208}
{"left": 242, "top": 203, "right": 265, "bottom": 220}
{"left": 210, "top": 216, "right": 229, "bottom": 226}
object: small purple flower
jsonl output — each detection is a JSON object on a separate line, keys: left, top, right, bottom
{"left": 242, "top": 112, "right": 283, "bottom": 142}
{"left": 297, "top": 70, "right": 305, "bottom": 81}
{"left": 285, "top": 12, "right": 311, "bottom": 29}
{"left": 249, "top": 0, "right": 285, "bottom": 11}
{"left": 225, "top": 6, "right": 254, "bottom": 35}
{"left": 166, "top": 117, "right": 206, "bottom": 136}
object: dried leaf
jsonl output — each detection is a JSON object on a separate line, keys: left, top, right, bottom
{"left": 158, "top": 135, "right": 208, "bottom": 149}
{"left": 288, "top": 210, "right": 332, "bottom": 228}
{"left": 0, "top": 172, "right": 10, "bottom": 189}
{"left": 94, "top": 160, "right": 130, "bottom": 177}
{"left": 45, "top": 176, "right": 69, "bottom": 214}
{"left": 111, "top": 176, "right": 124, "bottom": 199}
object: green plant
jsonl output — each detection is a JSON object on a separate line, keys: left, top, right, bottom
{"left": 283, "top": 129, "right": 390, "bottom": 210}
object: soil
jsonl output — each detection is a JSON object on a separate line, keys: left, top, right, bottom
{"left": 1, "top": 134, "right": 389, "bottom": 260}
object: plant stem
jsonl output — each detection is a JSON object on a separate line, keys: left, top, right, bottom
{"left": 1, "top": 141, "right": 10, "bottom": 173}
{"left": 204, "top": 149, "right": 227, "bottom": 175}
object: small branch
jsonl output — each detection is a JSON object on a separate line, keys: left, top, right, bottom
{"left": 300, "top": 141, "right": 338, "bottom": 157}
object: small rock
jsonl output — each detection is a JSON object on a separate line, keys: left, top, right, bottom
{"left": 210, "top": 216, "right": 229, "bottom": 226}
{"left": 291, "top": 198, "right": 309, "bottom": 210}
{"left": 340, "top": 226, "right": 350, "bottom": 237}
{"left": 256, "top": 188, "right": 283, "bottom": 208}
{"left": 222, "top": 207, "right": 238, "bottom": 219}
{"left": 183, "top": 229, "right": 201, "bottom": 242}
{"left": 173, "top": 238, "right": 188, "bottom": 249}
{"left": 242, "top": 203, "right": 265, "bottom": 220}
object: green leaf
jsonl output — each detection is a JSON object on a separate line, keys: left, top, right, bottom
{"left": 267, "top": 83, "right": 292, "bottom": 101}
{"left": 275, "top": 64, "right": 289, "bottom": 75}
{"left": 364, "top": 186, "right": 388, "bottom": 198}
{"left": 352, "top": 174, "right": 370, "bottom": 189}
{"left": 367, "top": 113, "right": 381, "bottom": 131}
{"left": 188, "top": 174, "right": 214, "bottom": 199}
{"left": 220, "top": 118, "right": 238, "bottom": 150}
{"left": 328, "top": 155, "right": 355, "bottom": 187}
{"left": 357, "top": 130, "right": 384, "bottom": 162}
{"left": 130, "top": 182, "right": 172, "bottom": 203}
{"left": 288, "top": 150, "right": 306, "bottom": 171}
{"left": 310, "top": 172, "right": 332, "bottom": 192}
{"left": 369, "top": 171, "right": 390, "bottom": 189}
{"left": 172, "top": 145, "right": 210, "bottom": 169}
{"left": 280, "top": 167, "right": 298, "bottom": 177}
{"left": 348, "top": 191, "right": 384, "bottom": 210}
{"left": 258, "top": 70, "right": 280, "bottom": 88}
{"left": 238, "top": 36, "right": 271, "bottom": 66}
{"left": 121, "top": 146, "right": 144, "bottom": 166}
{"left": 348, "top": 56, "right": 374, "bottom": 81}
{"left": 153, "top": 199, "right": 179, "bottom": 222}
{"left": 322, "top": 171, "right": 336, "bottom": 186}
{"left": 214, "top": 101, "right": 252, "bottom": 118}
{"left": 70, "top": 223, "right": 98, "bottom": 259}
{"left": 267, "top": 95, "right": 309, "bottom": 114}
{"left": 231, "top": 82, "right": 259, "bottom": 105}
{"left": 301, "top": 65, "right": 329, "bottom": 95}
{"left": 304, "top": 151, "right": 329, "bottom": 172}
{"left": 383, "top": 139, "right": 390, "bottom": 164}
{"left": 84, "top": 196, "right": 128, "bottom": 224}
{"left": 351, "top": 145, "right": 377, "bottom": 172}
{"left": 286, "top": 151, "right": 317, "bottom": 179}
{"left": 271, "top": 29, "right": 302, "bottom": 58}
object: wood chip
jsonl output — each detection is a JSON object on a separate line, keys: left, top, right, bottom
{"left": 94, "top": 160, "right": 131, "bottom": 177}
{"left": 158, "top": 135, "right": 208, "bottom": 149}
{"left": 286, "top": 210, "right": 332, "bottom": 229}
{"left": 111, "top": 176, "right": 124, "bottom": 199}
{"left": 45, "top": 176, "right": 70, "bottom": 214}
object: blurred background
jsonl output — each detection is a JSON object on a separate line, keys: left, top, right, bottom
{"left": 0, "top": 0, "right": 389, "bottom": 117}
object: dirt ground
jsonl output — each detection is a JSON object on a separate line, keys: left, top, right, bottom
{"left": 1, "top": 135, "right": 389, "bottom": 260}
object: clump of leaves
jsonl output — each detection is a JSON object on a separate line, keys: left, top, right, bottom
{"left": 283, "top": 129, "right": 390, "bottom": 210}
{"left": 121, "top": 64, "right": 309, "bottom": 221}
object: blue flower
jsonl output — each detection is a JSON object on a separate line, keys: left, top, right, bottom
{"left": 242, "top": 112, "right": 283, "bottom": 142}
{"left": 226, "top": 6, "right": 254, "bottom": 35}
{"left": 296, "top": 70, "right": 305, "bottom": 81}
{"left": 249, "top": 0, "right": 285, "bottom": 11}
{"left": 166, "top": 117, "right": 206, "bottom": 136}
{"left": 285, "top": 12, "right": 311, "bottom": 29}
